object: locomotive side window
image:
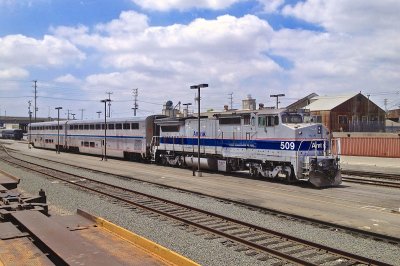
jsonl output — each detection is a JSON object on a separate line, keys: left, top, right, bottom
{"left": 95, "top": 124, "right": 101, "bottom": 130}
{"left": 69, "top": 125, "right": 73, "bottom": 130}
{"left": 274, "top": 116, "right": 279, "bottom": 125}
{"left": 116, "top": 123, "right": 122, "bottom": 130}
{"left": 219, "top": 117, "right": 241, "bottom": 125}
{"left": 131, "top": 123, "right": 139, "bottom": 130}
{"left": 258, "top": 116, "right": 266, "bottom": 127}
{"left": 108, "top": 124, "right": 115, "bottom": 130}
{"left": 243, "top": 115, "right": 251, "bottom": 125}
{"left": 161, "top": 126, "right": 180, "bottom": 132}
{"left": 79, "top": 125, "right": 83, "bottom": 130}
{"left": 123, "top": 123, "right": 130, "bottom": 129}
{"left": 84, "top": 124, "right": 89, "bottom": 130}
{"left": 90, "top": 124, "right": 95, "bottom": 130}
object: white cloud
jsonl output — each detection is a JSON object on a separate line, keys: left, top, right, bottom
{"left": 54, "top": 74, "right": 81, "bottom": 84}
{"left": 0, "top": 67, "right": 29, "bottom": 79}
{"left": 131, "top": 0, "right": 242, "bottom": 11}
{"left": 0, "top": 34, "right": 86, "bottom": 68}
{"left": 282, "top": 0, "right": 400, "bottom": 34}
{"left": 258, "top": 0, "right": 285, "bottom": 13}
{"left": 95, "top": 10, "right": 149, "bottom": 35}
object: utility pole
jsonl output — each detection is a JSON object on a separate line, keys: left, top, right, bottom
{"left": 132, "top": 88, "right": 138, "bottom": 116}
{"left": 270, "top": 94, "right": 285, "bottom": 109}
{"left": 79, "top": 109, "right": 85, "bottom": 120}
{"left": 71, "top": 113, "right": 76, "bottom": 120}
{"left": 33, "top": 80, "right": 38, "bottom": 121}
{"left": 367, "top": 94, "right": 370, "bottom": 124}
{"left": 384, "top": 98, "right": 388, "bottom": 112}
{"left": 106, "top": 92, "right": 113, "bottom": 117}
{"left": 67, "top": 109, "right": 71, "bottom": 120}
{"left": 228, "top": 92, "right": 233, "bottom": 110}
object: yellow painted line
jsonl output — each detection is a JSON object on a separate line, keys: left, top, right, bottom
{"left": 77, "top": 209, "right": 200, "bottom": 266}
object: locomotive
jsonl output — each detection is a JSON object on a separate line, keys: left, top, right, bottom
{"left": 28, "top": 108, "right": 341, "bottom": 187}
{"left": 0, "top": 129, "right": 24, "bottom": 140}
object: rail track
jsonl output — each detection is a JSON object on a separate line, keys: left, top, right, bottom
{"left": 342, "top": 176, "right": 400, "bottom": 188}
{"left": 342, "top": 170, "right": 400, "bottom": 181}
{"left": 3, "top": 146, "right": 400, "bottom": 244}
{"left": 0, "top": 146, "right": 392, "bottom": 265}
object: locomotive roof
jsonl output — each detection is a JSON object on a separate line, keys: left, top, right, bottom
{"left": 204, "top": 108, "right": 286, "bottom": 117}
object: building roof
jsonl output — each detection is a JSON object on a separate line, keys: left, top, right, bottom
{"left": 304, "top": 94, "right": 357, "bottom": 111}
{"left": 286, "top": 93, "right": 318, "bottom": 110}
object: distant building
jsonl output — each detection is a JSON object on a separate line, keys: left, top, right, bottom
{"left": 287, "top": 93, "right": 386, "bottom": 132}
{"left": 0, "top": 116, "right": 51, "bottom": 132}
{"left": 387, "top": 108, "right": 400, "bottom": 122}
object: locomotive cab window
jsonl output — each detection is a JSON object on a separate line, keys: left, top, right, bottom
{"left": 258, "top": 116, "right": 278, "bottom": 127}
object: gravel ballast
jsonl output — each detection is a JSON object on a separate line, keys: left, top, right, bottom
{"left": 1, "top": 149, "right": 399, "bottom": 265}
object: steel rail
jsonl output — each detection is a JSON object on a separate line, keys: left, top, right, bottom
{"left": 0, "top": 151, "right": 390, "bottom": 265}
{"left": 342, "top": 170, "right": 400, "bottom": 181}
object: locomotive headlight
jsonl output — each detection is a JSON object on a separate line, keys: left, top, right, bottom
{"left": 298, "top": 131, "right": 302, "bottom": 135}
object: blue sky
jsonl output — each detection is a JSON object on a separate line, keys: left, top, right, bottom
{"left": 0, "top": 0, "right": 399, "bottom": 118}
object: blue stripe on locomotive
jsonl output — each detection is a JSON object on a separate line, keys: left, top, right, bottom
{"left": 160, "top": 137, "right": 326, "bottom": 151}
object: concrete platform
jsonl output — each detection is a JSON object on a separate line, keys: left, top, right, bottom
{"left": 4, "top": 140, "right": 400, "bottom": 240}
{"left": 341, "top": 155, "right": 400, "bottom": 174}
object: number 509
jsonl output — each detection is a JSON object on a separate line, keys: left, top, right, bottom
{"left": 280, "top": 141, "right": 295, "bottom": 150}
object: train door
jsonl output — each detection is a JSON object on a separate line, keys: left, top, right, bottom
{"left": 241, "top": 113, "right": 256, "bottom": 148}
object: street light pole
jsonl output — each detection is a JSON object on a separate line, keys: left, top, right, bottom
{"left": 101, "top": 99, "right": 111, "bottom": 161}
{"left": 190, "top": 84, "right": 208, "bottom": 177}
{"left": 270, "top": 94, "right": 285, "bottom": 109}
{"left": 55, "top": 107, "right": 62, "bottom": 154}
{"left": 96, "top": 111, "right": 102, "bottom": 118}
